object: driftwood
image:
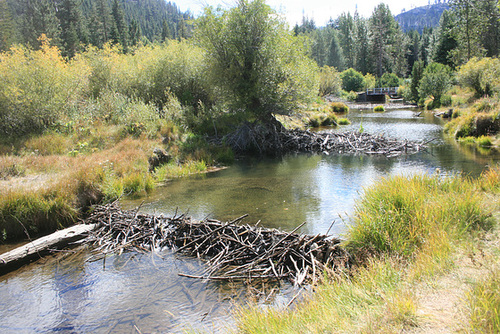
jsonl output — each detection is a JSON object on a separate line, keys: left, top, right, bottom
{"left": 221, "top": 121, "right": 427, "bottom": 157}
{"left": 84, "top": 203, "right": 350, "bottom": 286}
{"left": 0, "top": 223, "right": 97, "bottom": 275}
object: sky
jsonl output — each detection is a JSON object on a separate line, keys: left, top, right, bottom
{"left": 174, "top": 0, "right": 438, "bottom": 26}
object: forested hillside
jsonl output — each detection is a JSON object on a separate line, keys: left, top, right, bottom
{"left": 0, "top": 0, "right": 191, "bottom": 55}
{"left": 395, "top": 1, "right": 449, "bottom": 33}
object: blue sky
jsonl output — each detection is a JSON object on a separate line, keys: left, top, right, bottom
{"left": 174, "top": 0, "right": 438, "bottom": 26}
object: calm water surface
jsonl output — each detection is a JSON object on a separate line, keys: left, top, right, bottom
{"left": 1, "top": 108, "right": 499, "bottom": 333}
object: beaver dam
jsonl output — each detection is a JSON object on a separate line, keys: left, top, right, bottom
{"left": 84, "top": 203, "right": 350, "bottom": 286}
{"left": 221, "top": 121, "right": 429, "bottom": 157}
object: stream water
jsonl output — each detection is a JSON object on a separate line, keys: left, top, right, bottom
{"left": 1, "top": 108, "right": 499, "bottom": 333}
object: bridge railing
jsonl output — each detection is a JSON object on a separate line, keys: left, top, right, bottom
{"left": 366, "top": 87, "right": 399, "bottom": 95}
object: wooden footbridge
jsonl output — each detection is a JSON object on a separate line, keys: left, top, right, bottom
{"left": 357, "top": 87, "right": 399, "bottom": 102}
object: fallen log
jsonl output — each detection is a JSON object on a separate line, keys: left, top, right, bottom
{"left": 0, "top": 223, "right": 97, "bottom": 275}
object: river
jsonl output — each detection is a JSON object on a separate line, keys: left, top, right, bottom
{"left": 1, "top": 108, "right": 498, "bottom": 333}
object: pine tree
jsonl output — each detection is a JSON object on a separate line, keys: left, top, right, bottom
{"left": 111, "top": 0, "right": 128, "bottom": 51}
{"left": 326, "top": 29, "right": 345, "bottom": 70}
{"left": 354, "top": 11, "right": 370, "bottom": 74}
{"left": 129, "top": 19, "right": 140, "bottom": 46}
{"left": 57, "top": 0, "right": 88, "bottom": 58}
{"left": 22, "top": 0, "right": 61, "bottom": 48}
{"left": 161, "top": 19, "right": 170, "bottom": 41}
{"left": 336, "top": 12, "right": 356, "bottom": 69}
{"left": 0, "top": 0, "right": 16, "bottom": 51}
{"left": 433, "top": 10, "right": 457, "bottom": 67}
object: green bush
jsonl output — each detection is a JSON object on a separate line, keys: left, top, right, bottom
{"left": 458, "top": 57, "right": 500, "bottom": 97}
{"left": 340, "top": 68, "right": 365, "bottom": 92}
{"left": 418, "top": 62, "right": 452, "bottom": 108}
{"left": 379, "top": 72, "right": 400, "bottom": 88}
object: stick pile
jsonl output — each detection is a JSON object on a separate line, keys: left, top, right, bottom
{"left": 221, "top": 121, "right": 427, "bottom": 157}
{"left": 283, "top": 130, "right": 426, "bottom": 157}
{"left": 84, "top": 203, "right": 350, "bottom": 286}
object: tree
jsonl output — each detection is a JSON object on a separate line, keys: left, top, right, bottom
{"left": 326, "top": 29, "right": 345, "bottom": 70}
{"left": 340, "top": 68, "right": 365, "bottom": 92}
{"left": 410, "top": 60, "right": 425, "bottom": 103}
{"left": 88, "top": 0, "right": 110, "bottom": 47}
{"left": 433, "top": 10, "right": 457, "bottom": 67}
{"left": 336, "top": 12, "right": 356, "bottom": 69}
{"left": 369, "top": 4, "right": 399, "bottom": 76}
{"left": 354, "top": 11, "right": 370, "bottom": 74}
{"left": 418, "top": 62, "right": 452, "bottom": 107}
{"left": 0, "top": 0, "right": 16, "bottom": 51}
{"left": 161, "top": 19, "right": 171, "bottom": 41}
{"left": 21, "top": 0, "right": 61, "bottom": 49}
{"left": 449, "top": 0, "right": 484, "bottom": 63}
{"left": 57, "top": 0, "right": 88, "bottom": 58}
{"left": 195, "top": 0, "right": 318, "bottom": 120}
{"left": 129, "top": 19, "right": 140, "bottom": 46}
{"left": 110, "top": 0, "right": 128, "bottom": 52}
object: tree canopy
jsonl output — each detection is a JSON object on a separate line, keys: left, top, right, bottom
{"left": 195, "top": 0, "right": 318, "bottom": 120}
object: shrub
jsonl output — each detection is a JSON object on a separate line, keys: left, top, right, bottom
{"left": 342, "top": 90, "right": 358, "bottom": 102}
{"left": 0, "top": 36, "right": 89, "bottom": 136}
{"left": 379, "top": 72, "right": 400, "bottom": 88}
{"left": 418, "top": 62, "right": 453, "bottom": 108}
{"left": 374, "top": 105, "right": 385, "bottom": 112}
{"left": 319, "top": 66, "right": 342, "bottom": 96}
{"left": 440, "top": 95, "right": 452, "bottom": 107}
{"left": 330, "top": 102, "right": 349, "bottom": 113}
{"left": 458, "top": 57, "right": 500, "bottom": 97}
{"left": 340, "top": 68, "right": 365, "bottom": 92}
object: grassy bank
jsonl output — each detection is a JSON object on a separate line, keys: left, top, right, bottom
{"left": 236, "top": 170, "right": 500, "bottom": 333}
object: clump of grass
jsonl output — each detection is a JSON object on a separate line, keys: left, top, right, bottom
{"left": 308, "top": 112, "right": 338, "bottom": 127}
{"left": 374, "top": 105, "right": 385, "bottom": 112}
{"left": 330, "top": 102, "right": 349, "bottom": 113}
{"left": 24, "top": 133, "right": 71, "bottom": 155}
{"left": 337, "top": 118, "right": 351, "bottom": 125}
{"left": 0, "top": 163, "right": 25, "bottom": 179}
{"left": 0, "top": 188, "right": 77, "bottom": 241}
{"left": 347, "top": 174, "right": 491, "bottom": 259}
{"left": 122, "top": 172, "right": 155, "bottom": 197}
{"left": 477, "top": 135, "right": 493, "bottom": 147}
{"left": 155, "top": 160, "right": 207, "bottom": 181}
{"left": 459, "top": 136, "right": 476, "bottom": 146}
{"left": 467, "top": 270, "right": 500, "bottom": 333}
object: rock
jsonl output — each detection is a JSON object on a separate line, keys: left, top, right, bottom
{"left": 148, "top": 148, "right": 171, "bottom": 171}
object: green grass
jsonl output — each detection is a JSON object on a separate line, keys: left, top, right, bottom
{"left": 155, "top": 160, "right": 207, "bottom": 181}
{"left": 468, "top": 269, "right": 500, "bottom": 333}
{"left": 347, "top": 175, "right": 490, "bottom": 259}
{"left": 0, "top": 188, "right": 77, "bottom": 241}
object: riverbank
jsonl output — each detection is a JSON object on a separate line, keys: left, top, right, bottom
{"left": 235, "top": 171, "right": 500, "bottom": 333}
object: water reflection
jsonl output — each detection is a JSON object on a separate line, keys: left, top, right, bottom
{"left": 1, "top": 108, "right": 499, "bottom": 333}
